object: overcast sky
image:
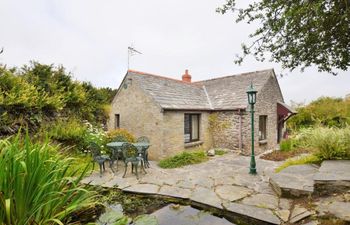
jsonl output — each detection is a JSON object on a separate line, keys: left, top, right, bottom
{"left": 1, "top": 0, "right": 349, "bottom": 104}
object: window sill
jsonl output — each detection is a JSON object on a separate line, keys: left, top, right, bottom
{"left": 184, "top": 141, "right": 203, "bottom": 148}
{"left": 259, "top": 140, "right": 268, "bottom": 145}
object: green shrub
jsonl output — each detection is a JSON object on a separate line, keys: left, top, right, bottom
{"left": 83, "top": 123, "right": 107, "bottom": 146}
{"left": 107, "top": 128, "right": 136, "bottom": 143}
{"left": 279, "top": 139, "right": 294, "bottom": 152}
{"left": 44, "top": 117, "right": 88, "bottom": 149}
{"left": 158, "top": 150, "right": 208, "bottom": 168}
{"left": 0, "top": 62, "right": 116, "bottom": 137}
{"left": 0, "top": 134, "right": 98, "bottom": 225}
{"left": 276, "top": 126, "right": 350, "bottom": 171}
{"left": 288, "top": 97, "right": 350, "bottom": 130}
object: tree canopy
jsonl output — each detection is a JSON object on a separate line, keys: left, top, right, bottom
{"left": 217, "top": 0, "right": 350, "bottom": 75}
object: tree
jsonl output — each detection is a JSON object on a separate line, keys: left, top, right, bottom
{"left": 217, "top": 0, "right": 350, "bottom": 75}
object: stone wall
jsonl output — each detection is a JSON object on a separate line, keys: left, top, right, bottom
{"left": 211, "top": 75, "right": 284, "bottom": 155}
{"left": 210, "top": 111, "right": 242, "bottom": 151}
{"left": 241, "top": 75, "right": 284, "bottom": 155}
{"left": 107, "top": 78, "right": 165, "bottom": 160}
{"left": 162, "top": 111, "right": 212, "bottom": 157}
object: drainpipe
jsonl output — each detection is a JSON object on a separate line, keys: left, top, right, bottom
{"left": 238, "top": 109, "right": 243, "bottom": 152}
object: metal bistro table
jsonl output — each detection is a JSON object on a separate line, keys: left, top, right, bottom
{"left": 106, "top": 142, "right": 150, "bottom": 172}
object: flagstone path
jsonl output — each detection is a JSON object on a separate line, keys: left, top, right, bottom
{"left": 82, "top": 153, "right": 350, "bottom": 224}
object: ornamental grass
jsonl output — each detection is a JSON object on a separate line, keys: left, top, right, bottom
{"left": 0, "top": 134, "right": 99, "bottom": 225}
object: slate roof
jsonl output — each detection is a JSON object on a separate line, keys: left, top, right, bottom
{"left": 125, "top": 69, "right": 276, "bottom": 111}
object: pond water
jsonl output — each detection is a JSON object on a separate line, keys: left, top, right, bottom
{"left": 151, "top": 204, "right": 235, "bottom": 225}
{"left": 97, "top": 203, "right": 236, "bottom": 225}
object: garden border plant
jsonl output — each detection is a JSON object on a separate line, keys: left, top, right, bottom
{"left": 0, "top": 133, "right": 100, "bottom": 225}
{"left": 158, "top": 149, "right": 208, "bottom": 169}
{"left": 276, "top": 126, "right": 350, "bottom": 172}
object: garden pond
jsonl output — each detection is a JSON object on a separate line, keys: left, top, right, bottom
{"left": 93, "top": 189, "right": 237, "bottom": 225}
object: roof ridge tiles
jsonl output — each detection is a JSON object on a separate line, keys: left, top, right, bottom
{"left": 128, "top": 69, "right": 199, "bottom": 85}
{"left": 193, "top": 68, "right": 274, "bottom": 84}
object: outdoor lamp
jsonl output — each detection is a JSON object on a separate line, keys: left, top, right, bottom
{"left": 246, "top": 83, "right": 257, "bottom": 175}
{"left": 247, "top": 84, "right": 257, "bottom": 104}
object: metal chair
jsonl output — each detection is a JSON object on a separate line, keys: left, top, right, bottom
{"left": 121, "top": 143, "right": 146, "bottom": 179}
{"left": 89, "top": 142, "right": 112, "bottom": 177}
{"left": 136, "top": 136, "right": 150, "bottom": 168}
{"left": 110, "top": 135, "right": 128, "bottom": 170}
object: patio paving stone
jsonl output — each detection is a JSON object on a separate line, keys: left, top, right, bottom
{"left": 222, "top": 202, "right": 281, "bottom": 224}
{"left": 83, "top": 153, "right": 350, "bottom": 224}
{"left": 123, "top": 183, "right": 160, "bottom": 194}
{"left": 190, "top": 186, "right": 223, "bottom": 209}
{"left": 240, "top": 193, "right": 279, "bottom": 210}
{"left": 215, "top": 185, "right": 253, "bottom": 202}
{"left": 158, "top": 185, "right": 193, "bottom": 199}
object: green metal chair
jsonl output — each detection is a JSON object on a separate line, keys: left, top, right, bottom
{"left": 89, "top": 142, "right": 112, "bottom": 177}
{"left": 121, "top": 142, "right": 145, "bottom": 179}
{"left": 111, "top": 135, "right": 128, "bottom": 169}
{"left": 136, "top": 136, "right": 150, "bottom": 168}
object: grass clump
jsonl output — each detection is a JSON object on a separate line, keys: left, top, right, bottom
{"left": 279, "top": 138, "right": 295, "bottom": 152}
{"left": 275, "top": 154, "right": 320, "bottom": 173}
{"left": 0, "top": 134, "right": 99, "bottom": 225}
{"left": 276, "top": 126, "right": 350, "bottom": 172}
{"left": 158, "top": 150, "right": 208, "bottom": 168}
{"left": 214, "top": 148, "right": 227, "bottom": 155}
{"left": 308, "top": 126, "right": 350, "bottom": 160}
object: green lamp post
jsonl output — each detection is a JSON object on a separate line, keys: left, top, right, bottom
{"left": 247, "top": 83, "right": 257, "bottom": 175}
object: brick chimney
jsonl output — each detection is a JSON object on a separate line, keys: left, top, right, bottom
{"left": 182, "top": 69, "right": 191, "bottom": 83}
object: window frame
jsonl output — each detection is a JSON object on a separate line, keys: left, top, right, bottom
{"left": 184, "top": 113, "right": 200, "bottom": 143}
{"left": 115, "top": 114, "right": 120, "bottom": 129}
{"left": 259, "top": 115, "right": 267, "bottom": 141}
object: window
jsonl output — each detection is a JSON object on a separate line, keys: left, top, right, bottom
{"left": 259, "top": 115, "right": 267, "bottom": 140}
{"left": 115, "top": 114, "right": 120, "bottom": 129}
{"left": 184, "top": 114, "right": 200, "bottom": 143}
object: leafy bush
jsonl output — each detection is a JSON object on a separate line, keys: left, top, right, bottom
{"left": 44, "top": 118, "right": 88, "bottom": 149}
{"left": 0, "top": 134, "right": 98, "bottom": 225}
{"left": 279, "top": 139, "right": 294, "bottom": 152}
{"left": 107, "top": 129, "right": 136, "bottom": 143}
{"left": 0, "top": 62, "right": 116, "bottom": 136}
{"left": 83, "top": 123, "right": 107, "bottom": 146}
{"left": 158, "top": 150, "right": 208, "bottom": 168}
{"left": 288, "top": 97, "right": 350, "bottom": 130}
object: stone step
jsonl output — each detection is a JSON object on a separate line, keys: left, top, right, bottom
{"left": 313, "top": 160, "right": 350, "bottom": 196}
{"left": 269, "top": 164, "right": 319, "bottom": 198}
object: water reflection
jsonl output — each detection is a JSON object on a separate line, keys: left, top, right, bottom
{"left": 151, "top": 204, "right": 235, "bottom": 225}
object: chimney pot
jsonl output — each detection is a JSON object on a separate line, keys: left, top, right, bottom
{"left": 182, "top": 69, "right": 191, "bottom": 83}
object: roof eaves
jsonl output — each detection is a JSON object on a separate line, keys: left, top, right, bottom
{"left": 277, "top": 101, "right": 297, "bottom": 114}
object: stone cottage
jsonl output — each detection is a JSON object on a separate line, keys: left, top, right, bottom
{"left": 108, "top": 69, "right": 295, "bottom": 160}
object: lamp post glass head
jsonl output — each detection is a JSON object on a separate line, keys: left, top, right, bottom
{"left": 246, "top": 84, "right": 257, "bottom": 105}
